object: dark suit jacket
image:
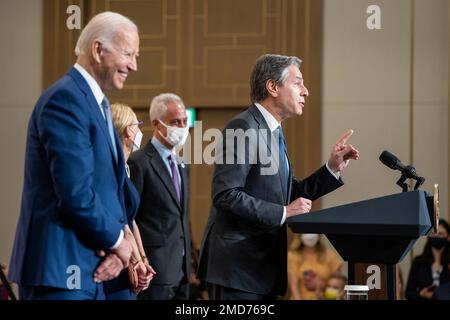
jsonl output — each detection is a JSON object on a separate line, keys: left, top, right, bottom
{"left": 405, "top": 257, "right": 450, "bottom": 300}
{"left": 9, "top": 67, "right": 127, "bottom": 292}
{"left": 128, "top": 140, "right": 191, "bottom": 288}
{"left": 433, "top": 282, "right": 450, "bottom": 300}
{"left": 197, "top": 105, "right": 343, "bottom": 295}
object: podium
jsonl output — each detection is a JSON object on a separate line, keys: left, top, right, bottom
{"left": 287, "top": 190, "right": 435, "bottom": 300}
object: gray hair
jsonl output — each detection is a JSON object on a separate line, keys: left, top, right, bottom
{"left": 75, "top": 11, "right": 138, "bottom": 56}
{"left": 149, "top": 93, "right": 184, "bottom": 121}
{"left": 250, "top": 54, "right": 302, "bottom": 103}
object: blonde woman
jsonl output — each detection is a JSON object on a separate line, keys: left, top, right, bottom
{"left": 287, "top": 234, "right": 342, "bottom": 300}
{"left": 105, "top": 103, "right": 156, "bottom": 300}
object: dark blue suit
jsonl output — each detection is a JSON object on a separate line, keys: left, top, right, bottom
{"left": 104, "top": 177, "right": 141, "bottom": 300}
{"left": 9, "top": 67, "right": 128, "bottom": 298}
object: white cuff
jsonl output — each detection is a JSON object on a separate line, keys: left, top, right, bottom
{"left": 280, "top": 206, "right": 287, "bottom": 225}
{"left": 326, "top": 162, "right": 340, "bottom": 180}
{"left": 110, "top": 229, "right": 124, "bottom": 249}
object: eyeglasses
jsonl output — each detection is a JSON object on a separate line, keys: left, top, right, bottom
{"left": 129, "top": 120, "right": 144, "bottom": 127}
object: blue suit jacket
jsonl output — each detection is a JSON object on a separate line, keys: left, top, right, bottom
{"left": 9, "top": 67, "right": 128, "bottom": 292}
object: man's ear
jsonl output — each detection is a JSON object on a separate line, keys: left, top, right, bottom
{"left": 91, "top": 41, "right": 103, "bottom": 64}
{"left": 266, "top": 79, "right": 279, "bottom": 98}
{"left": 151, "top": 119, "right": 160, "bottom": 130}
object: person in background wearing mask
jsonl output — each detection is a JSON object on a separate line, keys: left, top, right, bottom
{"left": 287, "top": 233, "right": 342, "bottom": 300}
{"left": 317, "top": 274, "right": 347, "bottom": 300}
{"left": 128, "top": 93, "right": 191, "bottom": 300}
{"left": 106, "top": 103, "right": 156, "bottom": 299}
{"left": 405, "top": 219, "right": 450, "bottom": 300}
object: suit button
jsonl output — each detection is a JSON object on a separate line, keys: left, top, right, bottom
{"left": 120, "top": 218, "right": 125, "bottom": 223}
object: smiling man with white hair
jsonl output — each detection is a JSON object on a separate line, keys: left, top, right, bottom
{"left": 9, "top": 11, "right": 140, "bottom": 300}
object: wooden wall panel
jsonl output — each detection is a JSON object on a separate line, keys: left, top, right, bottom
{"left": 89, "top": 0, "right": 183, "bottom": 106}
{"left": 43, "top": 0, "right": 87, "bottom": 88}
{"left": 43, "top": 0, "right": 323, "bottom": 251}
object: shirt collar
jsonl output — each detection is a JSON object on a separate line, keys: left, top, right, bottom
{"left": 254, "top": 102, "right": 281, "bottom": 133}
{"left": 151, "top": 136, "right": 175, "bottom": 161}
{"left": 74, "top": 63, "right": 104, "bottom": 105}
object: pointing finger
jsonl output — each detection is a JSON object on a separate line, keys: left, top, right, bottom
{"left": 335, "top": 129, "right": 354, "bottom": 146}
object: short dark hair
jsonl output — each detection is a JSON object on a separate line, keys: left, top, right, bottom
{"left": 249, "top": 54, "right": 302, "bottom": 103}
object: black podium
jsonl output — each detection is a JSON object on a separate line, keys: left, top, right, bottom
{"left": 287, "top": 190, "right": 434, "bottom": 300}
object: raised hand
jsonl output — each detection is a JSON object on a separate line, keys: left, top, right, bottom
{"left": 327, "top": 129, "right": 359, "bottom": 173}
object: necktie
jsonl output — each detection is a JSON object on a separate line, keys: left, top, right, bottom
{"left": 168, "top": 155, "right": 181, "bottom": 202}
{"left": 277, "top": 126, "right": 289, "bottom": 197}
{"left": 101, "top": 97, "right": 118, "bottom": 162}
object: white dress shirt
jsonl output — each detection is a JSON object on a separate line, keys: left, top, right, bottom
{"left": 254, "top": 103, "right": 340, "bottom": 225}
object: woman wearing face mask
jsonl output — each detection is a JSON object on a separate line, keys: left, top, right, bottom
{"left": 104, "top": 103, "right": 156, "bottom": 300}
{"left": 405, "top": 219, "right": 450, "bottom": 300}
{"left": 287, "top": 233, "right": 343, "bottom": 300}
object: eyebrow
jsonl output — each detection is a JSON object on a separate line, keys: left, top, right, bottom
{"left": 295, "top": 76, "right": 303, "bottom": 81}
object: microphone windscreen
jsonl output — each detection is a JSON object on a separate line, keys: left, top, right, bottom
{"left": 379, "top": 150, "right": 399, "bottom": 169}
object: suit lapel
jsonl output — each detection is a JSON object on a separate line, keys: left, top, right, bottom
{"left": 68, "top": 68, "right": 120, "bottom": 173}
{"left": 178, "top": 161, "right": 188, "bottom": 214}
{"left": 248, "top": 105, "right": 288, "bottom": 203}
{"left": 145, "top": 142, "right": 183, "bottom": 212}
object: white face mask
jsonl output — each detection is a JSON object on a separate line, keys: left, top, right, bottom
{"left": 301, "top": 234, "right": 319, "bottom": 248}
{"left": 132, "top": 129, "right": 143, "bottom": 152}
{"left": 158, "top": 120, "right": 189, "bottom": 148}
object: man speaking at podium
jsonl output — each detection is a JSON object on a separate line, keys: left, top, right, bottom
{"left": 198, "top": 54, "right": 359, "bottom": 300}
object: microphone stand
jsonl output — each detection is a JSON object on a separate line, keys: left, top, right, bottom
{"left": 396, "top": 173, "right": 425, "bottom": 192}
{"left": 396, "top": 174, "right": 409, "bottom": 193}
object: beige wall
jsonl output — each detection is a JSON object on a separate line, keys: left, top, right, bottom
{"left": 0, "top": 0, "right": 448, "bottom": 294}
{"left": 322, "top": 0, "right": 448, "bottom": 283}
{"left": 0, "top": 0, "right": 43, "bottom": 264}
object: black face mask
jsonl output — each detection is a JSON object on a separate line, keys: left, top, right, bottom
{"left": 429, "top": 237, "right": 447, "bottom": 250}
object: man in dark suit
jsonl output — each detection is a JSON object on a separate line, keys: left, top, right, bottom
{"left": 8, "top": 12, "right": 140, "bottom": 299}
{"left": 129, "top": 93, "right": 191, "bottom": 300}
{"left": 198, "top": 54, "right": 359, "bottom": 300}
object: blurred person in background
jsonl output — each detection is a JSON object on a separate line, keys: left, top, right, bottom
{"left": 405, "top": 219, "right": 450, "bottom": 300}
{"left": 287, "top": 233, "right": 343, "bottom": 300}
{"left": 316, "top": 274, "right": 347, "bottom": 300}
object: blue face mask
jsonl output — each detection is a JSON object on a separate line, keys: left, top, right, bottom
{"left": 429, "top": 237, "right": 447, "bottom": 250}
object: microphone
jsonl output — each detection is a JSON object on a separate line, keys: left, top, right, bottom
{"left": 379, "top": 150, "right": 425, "bottom": 191}
{"left": 379, "top": 150, "right": 417, "bottom": 179}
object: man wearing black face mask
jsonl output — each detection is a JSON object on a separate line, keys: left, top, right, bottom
{"left": 128, "top": 93, "right": 191, "bottom": 300}
{"left": 405, "top": 219, "right": 450, "bottom": 300}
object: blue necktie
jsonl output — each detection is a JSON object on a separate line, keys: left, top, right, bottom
{"left": 101, "top": 97, "right": 118, "bottom": 162}
{"left": 277, "top": 126, "right": 289, "bottom": 197}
